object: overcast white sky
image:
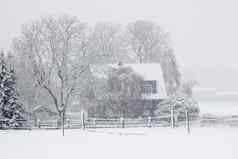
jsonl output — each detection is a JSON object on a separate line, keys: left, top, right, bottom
{"left": 1, "top": 0, "right": 238, "bottom": 90}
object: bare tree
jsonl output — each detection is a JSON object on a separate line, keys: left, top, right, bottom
{"left": 126, "top": 20, "right": 168, "bottom": 63}
{"left": 86, "top": 22, "right": 126, "bottom": 64}
{"left": 180, "top": 80, "right": 198, "bottom": 97}
{"left": 13, "top": 15, "right": 90, "bottom": 119}
{"left": 126, "top": 20, "right": 181, "bottom": 94}
{"left": 159, "top": 48, "right": 181, "bottom": 94}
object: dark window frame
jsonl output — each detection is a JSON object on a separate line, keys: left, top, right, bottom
{"left": 142, "top": 80, "right": 157, "bottom": 94}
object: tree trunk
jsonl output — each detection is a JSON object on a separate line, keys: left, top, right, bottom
{"left": 62, "top": 110, "right": 65, "bottom": 136}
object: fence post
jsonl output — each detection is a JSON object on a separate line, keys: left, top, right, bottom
{"left": 171, "top": 105, "right": 174, "bottom": 128}
{"left": 28, "top": 112, "right": 32, "bottom": 130}
{"left": 37, "top": 119, "right": 41, "bottom": 128}
{"left": 175, "top": 115, "right": 178, "bottom": 127}
{"left": 120, "top": 117, "right": 125, "bottom": 128}
{"left": 93, "top": 118, "right": 96, "bottom": 129}
{"left": 67, "top": 119, "right": 70, "bottom": 129}
{"left": 186, "top": 110, "right": 190, "bottom": 134}
{"left": 148, "top": 116, "right": 152, "bottom": 128}
{"left": 81, "top": 112, "right": 85, "bottom": 129}
{"left": 34, "top": 119, "right": 38, "bottom": 128}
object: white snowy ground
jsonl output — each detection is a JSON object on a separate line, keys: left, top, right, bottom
{"left": 1, "top": 127, "right": 238, "bottom": 159}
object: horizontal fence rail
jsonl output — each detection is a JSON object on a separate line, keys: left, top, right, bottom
{"left": 1, "top": 114, "right": 238, "bottom": 130}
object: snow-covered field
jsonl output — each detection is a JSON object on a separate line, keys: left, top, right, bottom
{"left": 1, "top": 127, "right": 238, "bottom": 159}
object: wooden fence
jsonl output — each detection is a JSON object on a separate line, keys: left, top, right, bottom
{"left": 1, "top": 114, "right": 238, "bottom": 130}
{"left": 12, "top": 114, "right": 199, "bottom": 130}
{"left": 26, "top": 116, "right": 171, "bottom": 129}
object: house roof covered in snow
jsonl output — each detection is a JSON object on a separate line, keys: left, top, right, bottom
{"left": 91, "top": 63, "right": 167, "bottom": 99}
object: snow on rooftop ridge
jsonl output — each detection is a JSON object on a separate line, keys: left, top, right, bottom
{"left": 117, "top": 63, "right": 164, "bottom": 81}
{"left": 92, "top": 63, "right": 164, "bottom": 80}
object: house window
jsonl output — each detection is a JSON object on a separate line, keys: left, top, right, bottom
{"left": 143, "top": 84, "right": 153, "bottom": 94}
{"left": 143, "top": 81, "right": 157, "bottom": 94}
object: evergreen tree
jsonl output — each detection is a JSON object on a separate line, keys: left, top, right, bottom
{"left": 0, "top": 52, "right": 24, "bottom": 128}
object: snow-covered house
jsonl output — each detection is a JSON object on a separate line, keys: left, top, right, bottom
{"left": 125, "top": 63, "right": 167, "bottom": 100}
{"left": 92, "top": 63, "right": 167, "bottom": 115}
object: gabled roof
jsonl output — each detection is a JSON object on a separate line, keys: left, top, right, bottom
{"left": 92, "top": 63, "right": 164, "bottom": 79}
{"left": 120, "top": 63, "right": 165, "bottom": 81}
{"left": 91, "top": 63, "right": 167, "bottom": 99}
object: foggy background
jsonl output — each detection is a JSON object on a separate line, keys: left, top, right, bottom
{"left": 1, "top": 0, "right": 238, "bottom": 93}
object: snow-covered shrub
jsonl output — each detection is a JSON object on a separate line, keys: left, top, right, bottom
{"left": 155, "top": 93, "right": 199, "bottom": 120}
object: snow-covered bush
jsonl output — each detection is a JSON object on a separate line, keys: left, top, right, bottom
{"left": 155, "top": 92, "right": 199, "bottom": 120}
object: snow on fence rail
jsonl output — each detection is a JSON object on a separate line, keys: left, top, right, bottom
{"left": 0, "top": 115, "right": 172, "bottom": 130}
{"left": 1, "top": 114, "right": 238, "bottom": 130}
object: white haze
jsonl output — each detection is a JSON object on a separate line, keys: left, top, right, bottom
{"left": 1, "top": 0, "right": 238, "bottom": 92}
